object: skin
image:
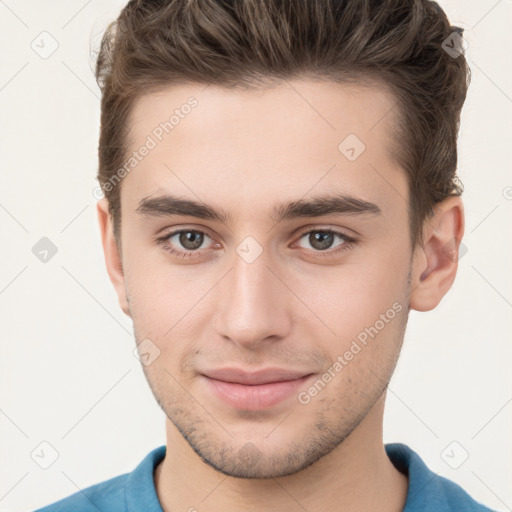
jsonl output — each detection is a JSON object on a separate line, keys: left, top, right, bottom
{"left": 97, "top": 78, "right": 464, "bottom": 512}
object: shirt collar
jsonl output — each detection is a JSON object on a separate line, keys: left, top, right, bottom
{"left": 126, "top": 443, "right": 442, "bottom": 512}
{"left": 386, "top": 442, "right": 445, "bottom": 511}
{"left": 126, "top": 445, "right": 166, "bottom": 512}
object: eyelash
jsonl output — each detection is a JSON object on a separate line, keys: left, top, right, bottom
{"left": 156, "top": 227, "right": 357, "bottom": 259}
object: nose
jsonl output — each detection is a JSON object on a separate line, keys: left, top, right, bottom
{"left": 212, "top": 246, "right": 292, "bottom": 350}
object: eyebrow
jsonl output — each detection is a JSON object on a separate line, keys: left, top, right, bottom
{"left": 135, "top": 193, "right": 382, "bottom": 225}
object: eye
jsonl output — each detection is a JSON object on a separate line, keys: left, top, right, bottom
{"left": 156, "top": 229, "right": 217, "bottom": 258}
{"left": 156, "top": 226, "right": 357, "bottom": 260}
{"left": 295, "top": 228, "right": 356, "bottom": 255}
{"left": 172, "top": 230, "right": 206, "bottom": 250}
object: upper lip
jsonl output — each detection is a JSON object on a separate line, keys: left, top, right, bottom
{"left": 201, "top": 367, "right": 312, "bottom": 385}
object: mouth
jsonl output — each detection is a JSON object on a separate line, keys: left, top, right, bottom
{"left": 200, "top": 367, "right": 314, "bottom": 411}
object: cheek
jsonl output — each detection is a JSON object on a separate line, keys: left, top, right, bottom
{"left": 123, "top": 251, "right": 214, "bottom": 366}
{"left": 123, "top": 242, "right": 196, "bottom": 319}
{"left": 292, "top": 251, "right": 406, "bottom": 328}
{"left": 286, "top": 247, "right": 409, "bottom": 364}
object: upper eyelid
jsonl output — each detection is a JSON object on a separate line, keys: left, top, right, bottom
{"left": 162, "top": 226, "right": 353, "bottom": 239}
{"left": 158, "top": 226, "right": 215, "bottom": 242}
{"left": 294, "top": 225, "right": 355, "bottom": 238}
{"left": 162, "top": 224, "right": 355, "bottom": 238}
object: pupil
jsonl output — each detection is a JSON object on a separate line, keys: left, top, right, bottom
{"left": 180, "top": 231, "right": 203, "bottom": 250}
{"left": 310, "top": 231, "right": 334, "bottom": 250}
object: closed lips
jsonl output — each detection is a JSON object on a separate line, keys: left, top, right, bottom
{"left": 201, "top": 367, "right": 313, "bottom": 385}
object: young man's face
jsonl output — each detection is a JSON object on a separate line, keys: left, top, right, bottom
{"left": 98, "top": 79, "right": 452, "bottom": 478}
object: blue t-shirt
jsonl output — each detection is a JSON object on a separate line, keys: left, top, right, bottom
{"left": 33, "top": 443, "right": 498, "bottom": 511}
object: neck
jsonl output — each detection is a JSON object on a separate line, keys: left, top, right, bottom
{"left": 154, "top": 393, "right": 408, "bottom": 512}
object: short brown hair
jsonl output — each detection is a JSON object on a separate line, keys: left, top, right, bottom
{"left": 95, "top": 0, "right": 470, "bottom": 250}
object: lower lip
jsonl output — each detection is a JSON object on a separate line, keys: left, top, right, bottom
{"left": 202, "top": 374, "right": 313, "bottom": 411}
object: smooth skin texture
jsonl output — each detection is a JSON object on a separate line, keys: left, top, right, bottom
{"left": 97, "top": 79, "right": 464, "bottom": 512}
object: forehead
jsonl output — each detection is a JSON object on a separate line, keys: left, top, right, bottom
{"left": 122, "top": 79, "right": 406, "bottom": 222}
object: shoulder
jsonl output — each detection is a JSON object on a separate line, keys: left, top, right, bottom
{"left": 33, "top": 473, "right": 128, "bottom": 512}
{"left": 385, "top": 443, "right": 498, "bottom": 512}
{"left": 32, "top": 445, "right": 167, "bottom": 512}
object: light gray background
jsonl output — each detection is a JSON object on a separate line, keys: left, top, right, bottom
{"left": 0, "top": 1, "right": 511, "bottom": 511}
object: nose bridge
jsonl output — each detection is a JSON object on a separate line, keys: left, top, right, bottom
{"left": 213, "top": 245, "right": 291, "bottom": 347}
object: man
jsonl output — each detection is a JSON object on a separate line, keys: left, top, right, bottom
{"left": 35, "top": 0, "right": 498, "bottom": 510}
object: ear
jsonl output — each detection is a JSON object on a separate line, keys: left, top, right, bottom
{"left": 409, "top": 196, "right": 465, "bottom": 312}
{"left": 97, "top": 198, "right": 131, "bottom": 317}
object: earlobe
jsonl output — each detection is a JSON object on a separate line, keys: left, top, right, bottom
{"left": 96, "top": 198, "right": 131, "bottom": 317}
{"left": 409, "top": 196, "right": 465, "bottom": 312}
